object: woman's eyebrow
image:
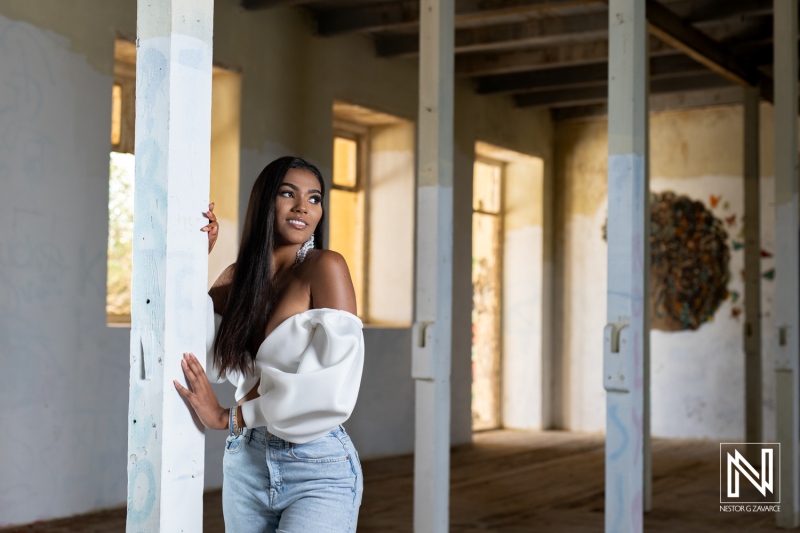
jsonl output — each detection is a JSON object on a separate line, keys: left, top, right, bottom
{"left": 281, "top": 182, "right": 322, "bottom": 195}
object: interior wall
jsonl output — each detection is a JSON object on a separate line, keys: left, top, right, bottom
{"left": 0, "top": 5, "right": 133, "bottom": 528}
{"left": 208, "top": 69, "right": 241, "bottom": 287}
{"left": 502, "top": 155, "right": 546, "bottom": 430}
{"left": 367, "top": 122, "right": 415, "bottom": 326}
{"left": 0, "top": 0, "right": 553, "bottom": 526}
{"left": 553, "top": 103, "right": 781, "bottom": 440}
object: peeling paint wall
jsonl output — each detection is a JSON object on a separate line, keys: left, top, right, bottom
{"left": 0, "top": 0, "right": 553, "bottom": 526}
{"left": 554, "top": 104, "right": 780, "bottom": 441}
{"left": 0, "top": 11, "right": 128, "bottom": 527}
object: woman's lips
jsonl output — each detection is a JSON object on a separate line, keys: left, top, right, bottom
{"left": 287, "top": 219, "right": 307, "bottom": 229}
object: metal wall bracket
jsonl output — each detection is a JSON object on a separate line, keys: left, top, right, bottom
{"left": 776, "top": 324, "right": 792, "bottom": 371}
{"left": 603, "top": 321, "right": 632, "bottom": 393}
{"left": 411, "top": 321, "right": 436, "bottom": 380}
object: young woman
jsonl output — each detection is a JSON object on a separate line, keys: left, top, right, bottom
{"left": 174, "top": 156, "right": 364, "bottom": 532}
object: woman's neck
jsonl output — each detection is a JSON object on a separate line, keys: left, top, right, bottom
{"left": 272, "top": 242, "right": 303, "bottom": 275}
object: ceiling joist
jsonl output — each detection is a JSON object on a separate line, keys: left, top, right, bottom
{"left": 241, "top": 0, "right": 311, "bottom": 9}
{"left": 317, "top": 0, "right": 599, "bottom": 36}
{"left": 551, "top": 85, "right": 745, "bottom": 121}
{"left": 645, "top": 0, "right": 763, "bottom": 88}
{"left": 476, "top": 53, "right": 704, "bottom": 94}
{"left": 376, "top": 10, "right": 609, "bottom": 57}
{"left": 244, "top": 0, "right": 785, "bottom": 114}
{"left": 455, "top": 35, "right": 678, "bottom": 76}
{"left": 515, "top": 71, "right": 733, "bottom": 108}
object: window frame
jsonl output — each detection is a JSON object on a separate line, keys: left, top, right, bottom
{"left": 331, "top": 120, "right": 370, "bottom": 320}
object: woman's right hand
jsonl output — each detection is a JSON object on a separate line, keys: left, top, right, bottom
{"left": 202, "top": 202, "right": 219, "bottom": 255}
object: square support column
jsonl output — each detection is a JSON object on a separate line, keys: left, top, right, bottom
{"left": 773, "top": 0, "right": 800, "bottom": 527}
{"left": 604, "top": 0, "right": 648, "bottom": 531}
{"left": 412, "top": 0, "right": 454, "bottom": 530}
{"left": 126, "top": 1, "right": 214, "bottom": 531}
{"left": 743, "top": 87, "right": 762, "bottom": 459}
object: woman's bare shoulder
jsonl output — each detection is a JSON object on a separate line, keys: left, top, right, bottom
{"left": 304, "top": 249, "right": 347, "bottom": 273}
{"left": 304, "top": 250, "right": 356, "bottom": 313}
{"left": 208, "top": 263, "right": 236, "bottom": 314}
{"left": 212, "top": 263, "right": 236, "bottom": 286}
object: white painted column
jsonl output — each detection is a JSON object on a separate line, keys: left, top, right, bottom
{"left": 412, "top": 0, "right": 454, "bottom": 529}
{"left": 604, "top": 0, "right": 647, "bottom": 531}
{"left": 773, "top": 0, "right": 800, "bottom": 527}
{"left": 127, "top": 1, "right": 214, "bottom": 531}
{"left": 743, "top": 87, "right": 762, "bottom": 460}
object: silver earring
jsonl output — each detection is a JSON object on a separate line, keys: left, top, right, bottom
{"left": 294, "top": 235, "right": 314, "bottom": 267}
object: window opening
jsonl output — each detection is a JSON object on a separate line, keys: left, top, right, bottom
{"left": 330, "top": 131, "right": 367, "bottom": 318}
{"left": 106, "top": 39, "right": 241, "bottom": 326}
{"left": 330, "top": 101, "right": 414, "bottom": 326}
{"left": 472, "top": 158, "right": 504, "bottom": 430}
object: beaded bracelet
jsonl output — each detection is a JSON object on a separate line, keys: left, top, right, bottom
{"left": 229, "top": 406, "right": 243, "bottom": 437}
{"left": 233, "top": 406, "right": 243, "bottom": 436}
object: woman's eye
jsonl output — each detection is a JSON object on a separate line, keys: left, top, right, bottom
{"left": 310, "top": 196, "right": 322, "bottom": 204}
{"left": 279, "top": 190, "right": 293, "bottom": 198}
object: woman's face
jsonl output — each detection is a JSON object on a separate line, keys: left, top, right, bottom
{"left": 274, "top": 168, "right": 323, "bottom": 246}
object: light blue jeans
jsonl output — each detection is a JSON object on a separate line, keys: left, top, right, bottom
{"left": 222, "top": 425, "right": 363, "bottom": 533}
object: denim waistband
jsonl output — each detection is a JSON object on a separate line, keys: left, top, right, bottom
{"left": 243, "top": 425, "right": 345, "bottom": 446}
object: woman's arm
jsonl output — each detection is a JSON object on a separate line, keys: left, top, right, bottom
{"left": 308, "top": 250, "right": 357, "bottom": 314}
{"left": 172, "top": 203, "right": 236, "bottom": 431}
{"left": 174, "top": 352, "right": 231, "bottom": 431}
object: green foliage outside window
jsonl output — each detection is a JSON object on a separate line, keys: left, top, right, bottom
{"left": 107, "top": 151, "right": 135, "bottom": 319}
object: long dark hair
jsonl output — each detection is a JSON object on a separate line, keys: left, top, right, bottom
{"left": 214, "top": 156, "right": 325, "bottom": 377}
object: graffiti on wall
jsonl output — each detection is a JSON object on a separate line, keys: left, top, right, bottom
{"left": 649, "top": 191, "right": 729, "bottom": 331}
{"left": 604, "top": 190, "right": 774, "bottom": 332}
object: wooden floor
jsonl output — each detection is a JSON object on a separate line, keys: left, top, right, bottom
{"left": 3, "top": 430, "right": 780, "bottom": 532}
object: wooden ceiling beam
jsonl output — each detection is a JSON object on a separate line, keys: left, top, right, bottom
{"left": 452, "top": 26, "right": 778, "bottom": 79}
{"left": 317, "top": 0, "right": 598, "bottom": 36}
{"left": 317, "top": 0, "right": 770, "bottom": 36}
{"left": 241, "top": 0, "right": 311, "bottom": 9}
{"left": 644, "top": 0, "right": 765, "bottom": 89}
{"left": 376, "top": 10, "right": 609, "bottom": 57}
{"left": 551, "top": 85, "right": 745, "bottom": 120}
{"left": 550, "top": 103, "right": 608, "bottom": 121}
{"left": 514, "top": 71, "right": 733, "bottom": 108}
{"left": 455, "top": 36, "right": 679, "bottom": 76}
{"left": 476, "top": 53, "right": 705, "bottom": 94}
{"left": 457, "top": 41, "right": 609, "bottom": 76}
{"left": 374, "top": 0, "right": 770, "bottom": 59}
{"left": 674, "top": 0, "right": 772, "bottom": 24}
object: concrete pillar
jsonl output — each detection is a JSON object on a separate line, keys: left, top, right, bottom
{"left": 773, "top": 0, "right": 800, "bottom": 527}
{"left": 412, "top": 0, "right": 454, "bottom": 529}
{"left": 127, "top": 1, "right": 214, "bottom": 531}
{"left": 604, "top": 0, "right": 648, "bottom": 531}
{"left": 743, "top": 87, "right": 762, "bottom": 459}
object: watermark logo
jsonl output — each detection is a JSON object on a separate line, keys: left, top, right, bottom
{"left": 719, "top": 443, "right": 780, "bottom": 512}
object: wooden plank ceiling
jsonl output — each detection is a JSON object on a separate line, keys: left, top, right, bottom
{"left": 242, "top": 0, "right": 786, "bottom": 121}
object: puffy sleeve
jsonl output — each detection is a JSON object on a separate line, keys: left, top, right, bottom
{"left": 205, "top": 295, "right": 227, "bottom": 383}
{"left": 240, "top": 309, "right": 364, "bottom": 444}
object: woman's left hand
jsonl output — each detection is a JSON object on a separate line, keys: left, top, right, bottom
{"left": 202, "top": 202, "right": 219, "bottom": 255}
{"left": 174, "top": 353, "right": 228, "bottom": 431}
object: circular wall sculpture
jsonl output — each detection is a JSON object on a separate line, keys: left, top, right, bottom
{"left": 603, "top": 191, "right": 731, "bottom": 332}
{"left": 649, "top": 191, "right": 730, "bottom": 331}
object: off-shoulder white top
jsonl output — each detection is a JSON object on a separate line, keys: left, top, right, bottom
{"left": 205, "top": 296, "right": 364, "bottom": 444}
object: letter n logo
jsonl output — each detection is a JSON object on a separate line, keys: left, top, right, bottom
{"left": 720, "top": 443, "right": 780, "bottom": 504}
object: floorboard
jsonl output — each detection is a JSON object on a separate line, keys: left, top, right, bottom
{"left": 1, "top": 430, "right": 780, "bottom": 532}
